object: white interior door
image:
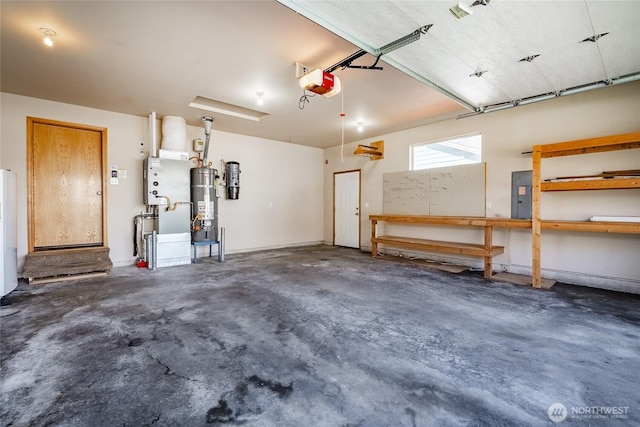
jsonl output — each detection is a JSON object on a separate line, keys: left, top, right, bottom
{"left": 334, "top": 170, "right": 360, "bottom": 248}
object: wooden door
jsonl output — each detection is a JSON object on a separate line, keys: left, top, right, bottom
{"left": 334, "top": 170, "right": 361, "bottom": 248}
{"left": 27, "top": 117, "right": 108, "bottom": 252}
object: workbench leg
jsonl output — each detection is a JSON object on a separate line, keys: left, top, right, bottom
{"left": 483, "top": 258, "right": 492, "bottom": 279}
{"left": 371, "top": 220, "right": 378, "bottom": 257}
{"left": 483, "top": 226, "right": 492, "bottom": 279}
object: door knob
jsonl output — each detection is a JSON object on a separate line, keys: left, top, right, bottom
{"left": 97, "top": 191, "right": 102, "bottom": 195}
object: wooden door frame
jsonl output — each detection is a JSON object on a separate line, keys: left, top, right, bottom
{"left": 26, "top": 117, "right": 109, "bottom": 253}
{"left": 333, "top": 169, "right": 361, "bottom": 248}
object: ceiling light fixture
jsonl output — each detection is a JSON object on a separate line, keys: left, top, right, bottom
{"left": 256, "top": 92, "right": 264, "bottom": 105}
{"left": 40, "top": 28, "right": 56, "bottom": 47}
{"left": 188, "top": 96, "right": 269, "bottom": 122}
{"left": 471, "top": 0, "right": 491, "bottom": 5}
{"left": 449, "top": 3, "right": 473, "bottom": 19}
{"left": 357, "top": 122, "right": 364, "bottom": 132}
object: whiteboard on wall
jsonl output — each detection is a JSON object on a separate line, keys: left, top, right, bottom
{"left": 383, "top": 163, "right": 486, "bottom": 216}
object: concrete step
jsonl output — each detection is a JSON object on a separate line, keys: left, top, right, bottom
{"left": 22, "top": 247, "right": 113, "bottom": 281}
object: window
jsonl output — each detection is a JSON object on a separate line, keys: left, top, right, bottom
{"left": 411, "top": 133, "right": 481, "bottom": 170}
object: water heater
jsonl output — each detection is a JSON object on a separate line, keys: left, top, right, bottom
{"left": 190, "top": 167, "right": 218, "bottom": 242}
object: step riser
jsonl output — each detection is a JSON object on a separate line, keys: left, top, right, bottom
{"left": 22, "top": 248, "right": 113, "bottom": 280}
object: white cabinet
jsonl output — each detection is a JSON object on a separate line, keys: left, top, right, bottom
{"left": 1, "top": 169, "right": 18, "bottom": 297}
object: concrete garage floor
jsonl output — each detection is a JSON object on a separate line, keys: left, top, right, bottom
{"left": 1, "top": 246, "right": 639, "bottom": 426}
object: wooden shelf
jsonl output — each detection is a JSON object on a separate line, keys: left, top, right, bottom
{"left": 531, "top": 131, "right": 640, "bottom": 288}
{"left": 541, "top": 177, "right": 640, "bottom": 192}
{"left": 354, "top": 140, "right": 384, "bottom": 160}
{"left": 369, "top": 214, "right": 531, "bottom": 229}
{"left": 539, "top": 132, "right": 640, "bottom": 158}
{"left": 372, "top": 235, "right": 504, "bottom": 258}
{"left": 541, "top": 220, "right": 640, "bottom": 234}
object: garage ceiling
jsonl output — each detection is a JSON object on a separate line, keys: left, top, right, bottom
{"left": 1, "top": 1, "right": 639, "bottom": 149}
{"left": 279, "top": 0, "right": 640, "bottom": 113}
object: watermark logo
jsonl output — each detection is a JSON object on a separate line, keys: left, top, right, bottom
{"left": 547, "top": 403, "right": 630, "bottom": 422}
{"left": 548, "top": 403, "right": 568, "bottom": 423}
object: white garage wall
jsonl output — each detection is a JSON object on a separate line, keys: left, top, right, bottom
{"left": 0, "top": 93, "right": 324, "bottom": 270}
{"left": 322, "top": 82, "right": 640, "bottom": 293}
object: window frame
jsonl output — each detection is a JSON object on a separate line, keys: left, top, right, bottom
{"left": 410, "top": 132, "right": 482, "bottom": 171}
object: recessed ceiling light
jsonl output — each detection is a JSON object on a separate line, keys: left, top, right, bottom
{"left": 188, "top": 96, "right": 269, "bottom": 122}
{"left": 256, "top": 92, "right": 264, "bottom": 106}
{"left": 449, "top": 3, "right": 473, "bottom": 19}
{"left": 40, "top": 27, "right": 56, "bottom": 47}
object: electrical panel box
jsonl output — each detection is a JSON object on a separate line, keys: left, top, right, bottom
{"left": 143, "top": 157, "right": 190, "bottom": 206}
{"left": 511, "top": 170, "right": 532, "bottom": 219}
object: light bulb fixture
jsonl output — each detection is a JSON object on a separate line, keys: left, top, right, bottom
{"left": 357, "top": 122, "right": 364, "bottom": 132}
{"left": 40, "top": 28, "right": 56, "bottom": 47}
{"left": 256, "top": 92, "right": 264, "bottom": 105}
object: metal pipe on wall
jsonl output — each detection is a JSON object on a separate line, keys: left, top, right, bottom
{"left": 149, "top": 112, "right": 157, "bottom": 157}
{"left": 201, "top": 116, "right": 213, "bottom": 166}
{"left": 151, "top": 230, "right": 158, "bottom": 271}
